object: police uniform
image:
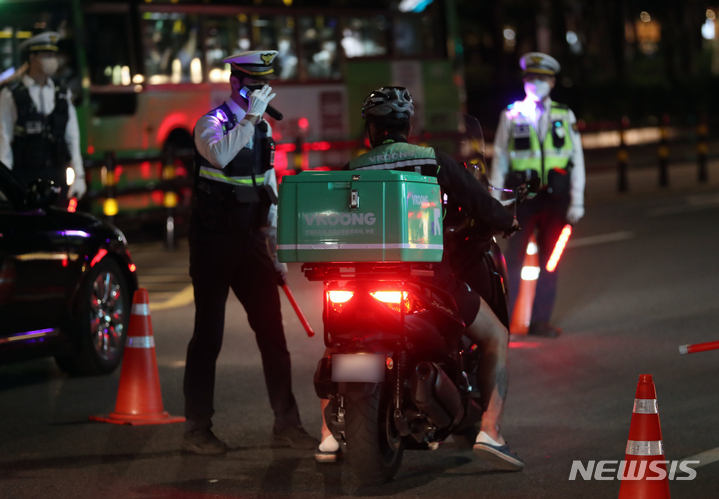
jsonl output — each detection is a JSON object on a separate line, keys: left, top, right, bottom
{"left": 184, "top": 51, "right": 303, "bottom": 436}
{"left": 490, "top": 53, "right": 586, "bottom": 335}
{"left": 0, "top": 32, "right": 85, "bottom": 201}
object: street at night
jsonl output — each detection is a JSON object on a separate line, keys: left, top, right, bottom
{"left": 2, "top": 166, "right": 719, "bottom": 498}
{"left": 4, "top": 0, "right": 719, "bottom": 497}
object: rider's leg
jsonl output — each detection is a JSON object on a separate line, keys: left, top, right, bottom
{"left": 464, "top": 296, "right": 509, "bottom": 445}
{"left": 320, "top": 398, "right": 332, "bottom": 441}
{"left": 318, "top": 348, "right": 339, "bottom": 453}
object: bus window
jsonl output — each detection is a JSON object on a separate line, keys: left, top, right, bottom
{"left": 205, "top": 14, "right": 252, "bottom": 83}
{"left": 394, "top": 15, "right": 439, "bottom": 57}
{"left": 298, "top": 16, "right": 340, "bottom": 81}
{"left": 251, "top": 15, "right": 297, "bottom": 80}
{"left": 340, "top": 17, "right": 389, "bottom": 58}
{"left": 85, "top": 13, "right": 134, "bottom": 86}
{"left": 142, "top": 12, "right": 202, "bottom": 85}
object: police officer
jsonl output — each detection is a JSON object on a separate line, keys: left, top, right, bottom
{"left": 0, "top": 32, "right": 86, "bottom": 203}
{"left": 183, "top": 50, "right": 317, "bottom": 454}
{"left": 490, "top": 53, "right": 586, "bottom": 338}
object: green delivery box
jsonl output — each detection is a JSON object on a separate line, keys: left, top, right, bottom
{"left": 277, "top": 170, "right": 443, "bottom": 262}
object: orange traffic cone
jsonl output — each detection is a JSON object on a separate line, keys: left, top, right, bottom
{"left": 510, "top": 235, "right": 539, "bottom": 335}
{"left": 618, "top": 374, "right": 671, "bottom": 499}
{"left": 90, "top": 289, "right": 184, "bottom": 425}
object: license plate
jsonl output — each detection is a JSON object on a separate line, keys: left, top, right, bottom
{"left": 332, "top": 354, "right": 385, "bottom": 382}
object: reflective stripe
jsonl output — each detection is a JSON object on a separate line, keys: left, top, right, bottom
{"left": 278, "top": 243, "right": 443, "bottom": 250}
{"left": 633, "top": 399, "right": 659, "bottom": 414}
{"left": 126, "top": 336, "right": 155, "bottom": 349}
{"left": 353, "top": 158, "right": 438, "bottom": 170}
{"left": 132, "top": 303, "right": 150, "bottom": 316}
{"left": 199, "top": 166, "right": 264, "bottom": 186}
{"left": 626, "top": 440, "right": 664, "bottom": 456}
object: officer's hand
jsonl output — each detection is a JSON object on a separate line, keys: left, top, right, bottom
{"left": 566, "top": 205, "right": 585, "bottom": 224}
{"left": 68, "top": 177, "right": 87, "bottom": 199}
{"left": 247, "top": 85, "right": 277, "bottom": 119}
{"left": 274, "top": 259, "right": 288, "bottom": 276}
{"left": 503, "top": 218, "right": 520, "bottom": 239}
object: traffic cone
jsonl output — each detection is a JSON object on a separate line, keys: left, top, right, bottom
{"left": 618, "top": 374, "right": 671, "bottom": 499}
{"left": 510, "top": 235, "right": 539, "bottom": 335}
{"left": 90, "top": 289, "right": 184, "bottom": 425}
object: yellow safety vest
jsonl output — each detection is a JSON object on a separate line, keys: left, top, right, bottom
{"left": 507, "top": 101, "right": 573, "bottom": 186}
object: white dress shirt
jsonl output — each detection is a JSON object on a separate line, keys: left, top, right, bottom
{"left": 0, "top": 74, "right": 84, "bottom": 178}
{"left": 490, "top": 96, "right": 585, "bottom": 208}
{"left": 194, "top": 97, "right": 280, "bottom": 253}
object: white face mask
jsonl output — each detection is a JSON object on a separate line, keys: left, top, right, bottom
{"left": 40, "top": 57, "right": 59, "bottom": 77}
{"left": 524, "top": 80, "right": 551, "bottom": 101}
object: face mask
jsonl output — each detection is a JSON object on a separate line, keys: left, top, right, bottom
{"left": 40, "top": 57, "right": 59, "bottom": 77}
{"left": 524, "top": 80, "right": 551, "bottom": 101}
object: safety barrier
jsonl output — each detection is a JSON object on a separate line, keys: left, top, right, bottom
{"left": 583, "top": 115, "right": 712, "bottom": 192}
{"left": 83, "top": 146, "right": 193, "bottom": 250}
{"left": 83, "top": 116, "right": 713, "bottom": 248}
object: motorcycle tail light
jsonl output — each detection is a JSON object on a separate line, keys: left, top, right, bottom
{"left": 328, "top": 290, "right": 354, "bottom": 304}
{"left": 370, "top": 291, "right": 407, "bottom": 304}
{"left": 371, "top": 290, "right": 426, "bottom": 315}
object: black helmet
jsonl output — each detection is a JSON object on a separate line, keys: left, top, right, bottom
{"left": 362, "top": 86, "right": 414, "bottom": 125}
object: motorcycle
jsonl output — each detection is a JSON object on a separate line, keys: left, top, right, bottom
{"left": 307, "top": 116, "right": 535, "bottom": 485}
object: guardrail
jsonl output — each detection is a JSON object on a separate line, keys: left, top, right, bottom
{"left": 83, "top": 117, "right": 713, "bottom": 249}
{"left": 83, "top": 146, "right": 193, "bottom": 250}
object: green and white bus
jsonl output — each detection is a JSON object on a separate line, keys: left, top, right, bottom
{"left": 0, "top": 0, "right": 463, "bottom": 214}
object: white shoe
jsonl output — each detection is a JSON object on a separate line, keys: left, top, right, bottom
{"left": 473, "top": 431, "right": 525, "bottom": 471}
{"left": 315, "top": 434, "right": 341, "bottom": 463}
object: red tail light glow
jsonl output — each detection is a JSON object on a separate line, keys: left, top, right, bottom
{"left": 370, "top": 291, "right": 407, "bottom": 304}
{"left": 90, "top": 249, "right": 108, "bottom": 267}
{"left": 129, "top": 263, "right": 137, "bottom": 272}
{"left": 328, "top": 290, "right": 354, "bottom": 303}
{"left": 67, "top": 197, "right": 78, "bottom": 213}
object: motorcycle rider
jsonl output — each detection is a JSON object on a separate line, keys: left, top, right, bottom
{"left": 316, "top": 87, "right": 524, "bottom": 471}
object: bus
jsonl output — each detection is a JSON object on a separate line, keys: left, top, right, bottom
{"left": 0, "top": 0, "right": 464, "bottom": 218}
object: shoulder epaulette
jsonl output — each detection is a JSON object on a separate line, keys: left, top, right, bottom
{"left": 551, "top": 102, "right": 569, "bottom": 110}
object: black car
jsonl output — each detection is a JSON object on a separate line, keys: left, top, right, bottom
{"left": 0, "top": 164, "right": 138, "bottom": 375}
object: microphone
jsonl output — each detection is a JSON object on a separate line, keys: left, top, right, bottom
{"left": 266, "top": 104, "right": 283, "bottom": 121}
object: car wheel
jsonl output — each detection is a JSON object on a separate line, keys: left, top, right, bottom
{"left": 55, "top": 258, "right": 130, "bottom": 376}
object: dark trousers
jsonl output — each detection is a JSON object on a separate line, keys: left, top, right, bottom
{"left": 506, "top": 192, "right": 570, "bottom": 324}
{"left": 184, "top": 221, "right": 301, "bottom": 432}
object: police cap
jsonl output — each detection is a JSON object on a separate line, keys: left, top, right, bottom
{"left": 19, "top": 31, "right": 60, "bottom": 53}
{"left": 223, "top": 50, "right": 278, "bottom": 80}
{"left": 519, "top": 52, "right": 561, "bottom": 76}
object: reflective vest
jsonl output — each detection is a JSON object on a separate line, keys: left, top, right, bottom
{"left": 9, "top": 79, "right": 71, "bottom": 186}
{"left": 507, "top": 101, "right": 573, "bottom": 187}
{"left": 348, "top": 141, "right": 439, "bottom": 176}
{"left": 192, "top": 103, "right": 276, "bottom": 231}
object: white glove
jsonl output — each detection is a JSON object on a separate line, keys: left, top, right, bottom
{"left": 247, "top": 85, "right": 276, "bottom": 119}
{"left": 274, "top": 259, "right": 288, "bottom": 276}
{"left": 68, "top": 177, "right": 87, "bottom": 199}
{"left": 566, "top": 204, "right": 585, "bottom": 224}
